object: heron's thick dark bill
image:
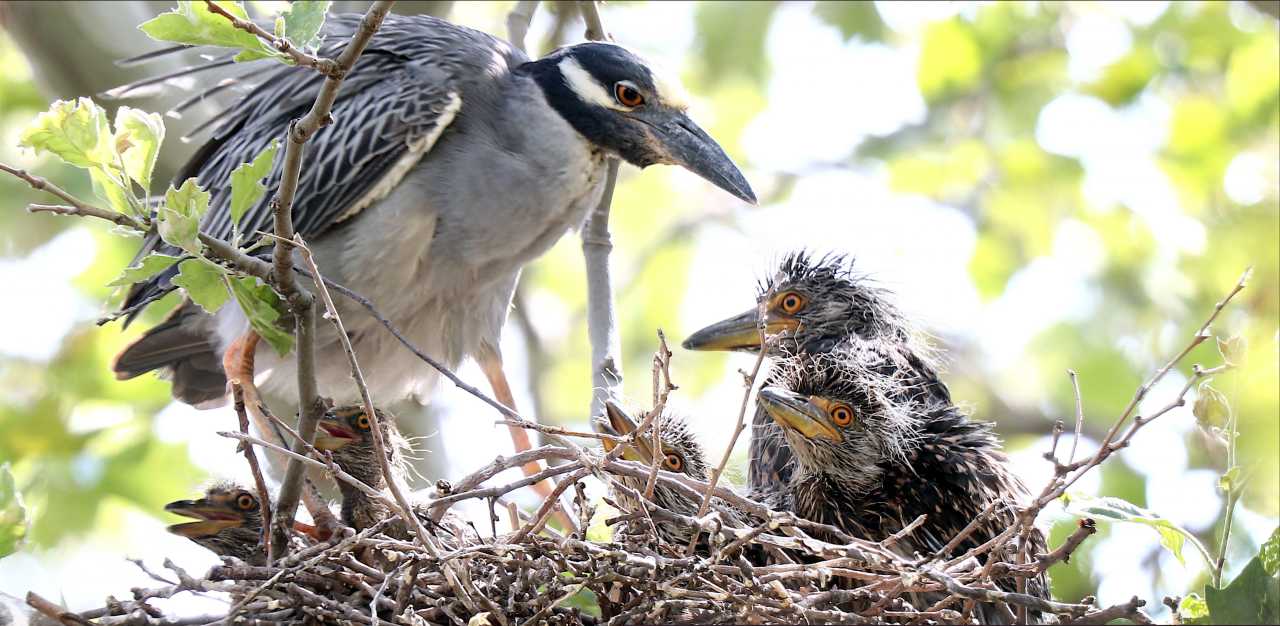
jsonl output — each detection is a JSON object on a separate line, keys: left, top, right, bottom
{"left": 164, "top": 499, "right": 244, "bottom": 538}
{"left": 758, "top": 387, "right": 841, "bottom": 443}
{"left": 655, "top": 112, "right": 756, "bottom": 205}
{"left": 601, "top": 401, "right": 657, "bottom": 464}
{"left": 682, "top": 309, "right": 799, "bottom": 352}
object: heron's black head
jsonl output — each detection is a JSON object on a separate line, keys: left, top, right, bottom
{"left": 525, "top": 42, "right": 755, "bottom": 204}
{"left": 757, "top": 348, "right": 923, "bottom": 493}
{"left": 683, "top": 251, "right": 916, "bottom": 354}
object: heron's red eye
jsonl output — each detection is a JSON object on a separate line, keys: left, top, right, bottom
{"left": 779, "top": 292, "right": 806, "bottom": 315}
{"left": 236, "top": 493, "right": 257, "bottom": 510}
{"left": 355, "top": 413, "right": 371, "bottom": 430}
{"left": 830, "top": 404, "right": 855, "bottom": 427}
{"left": 614, "top": 82, "right": 644, "bottom": 107}
{"left": 664, "top": 453, "right": 684, "bottom": 472}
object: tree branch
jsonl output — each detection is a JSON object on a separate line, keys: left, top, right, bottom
{"left": 256, "top": 0, "right": 396, "bottom": 558}
{"left": 579, "top": 0, "right": 623, "bottom": 419}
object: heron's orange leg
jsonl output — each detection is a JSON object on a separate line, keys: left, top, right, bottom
{"left": 223, "top": 330, "right": 341, "bottom": 539}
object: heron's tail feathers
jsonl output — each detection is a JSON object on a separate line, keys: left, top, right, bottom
{"left": 113, "top": 303, "right": 227, "bottom": 408}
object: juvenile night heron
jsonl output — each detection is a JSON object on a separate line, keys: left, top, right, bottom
{"left": 758, "top": 348, "right": 1049, "bottom": 623}
{"left": 682, "top": 251, "right": 947, "bottom": 497}
{"left": 600, "top": 401, "right": 713, "bottom": 546}
{"left": 164, "top": 482, "right": 266, "bottom": 565}
{"left": 112, "top": 13, "right": 754, "bottom": 481}
{"left": 313, "top": 404, "right": 478, "bottom": 548}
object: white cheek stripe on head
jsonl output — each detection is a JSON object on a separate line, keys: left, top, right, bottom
{"left": 559, "top": 56, "right": 629, "bottom": 112}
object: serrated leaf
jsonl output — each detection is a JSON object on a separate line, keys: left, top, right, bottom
{"left": 114, "top": 106, "right": 165, "bottom": 191}
{"left": 1180, "top": 593, "right": 1210, "bottom": 623}
{"left": 19, "top": 97, "right": 115, "bottom": 169}
{"left": 1194, "top": 382, "right": 1231, "bottom": 429}
{"left": 1206, "top": 554, "right": 1280, "bottom": 624}
{"left": 1065, "top": 494, "right": 1196, "bottom": 566}
{"left": 229, "top": 139, "right": 279, "bottom": 228}
{"left": 108, "top": 253, "right": 182, "bottom": 287}
{"left": 283, "top": 1, "right": 330, "bottom": 51}
{"left": 1217, "top": 335, "right": 1246, "bottom": 366}
{"left": 139, "top": 1, "right": 273, "bottom": 60}
{"left": 172, "top": 259, "right": 229, "bottom": 314}
{"left": 1262, "top": 527, "right": 1280, "bottom": 577}
{"left": 0, "top": 464, "right": 27, "bottom": 558}
{"left": 159, "top": 179, "right": 210, "bottom": 254}
{"left": 228, "top": 276, "right": 293, "bottom": 356}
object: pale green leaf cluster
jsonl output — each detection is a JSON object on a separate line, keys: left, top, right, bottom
{"left": 228, "top": 276, "right": 293, "bottom": 355}
{"left": 19, "top": 98, "right": 163, "bottom": 217}
{"left": 1194, "top": 382, "right": 1231, "bottom": 430}
{"left": 140, "top": 1, "right": 332, "bottom": 65}
{"left": 0, "top": 464, "right": 26, "bottom": 558}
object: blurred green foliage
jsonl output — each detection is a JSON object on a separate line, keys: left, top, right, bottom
{"left": 0, "top": 1, "right": 1276, "bottom": 617}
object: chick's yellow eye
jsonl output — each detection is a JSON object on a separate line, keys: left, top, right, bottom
{"left": 830, "top": 404, "right": 855, "bottom": 427}
{"left": 356, "top": 414, "right": 371, "bottom": 430}
{"left": 664, "top": 453, "right": 683, "bottom": 472}
{"left": 614, "top": 82, "right": 644, "bottom": 107}
{"left": 779, "top": 292, "right": 806, "bottom": 315}
{"left": 236, "top": 494, "right": 256, "bottom": 510}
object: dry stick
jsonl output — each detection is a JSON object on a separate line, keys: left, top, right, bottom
{"left": 251, "top": 0, "right": 396, "bottom": 558}
{"left": 231, "top": 382, "right": 275, "bottom": 564}
{"left": 506, "top": 0, "right": 540, "bottom": 55}
{"left": 202, "top": 0, "right": 340, "bottom": 76}
{"left": 579, "top": 0, "right": 624, "bottom": 419}
{"left": 686, "top": 326, "right": 770, "bottom": 556}
{"left": 643, "top": 331, "right": 676, "bottom": 500}
{"left": 296, "top": 236, "right": 435, "bottom": 553}
{"left": 25, "top": 592, "right": 92, "bottom": 626}
{"left": 1066, "top": 369, "right": 1085, "bottom": 465}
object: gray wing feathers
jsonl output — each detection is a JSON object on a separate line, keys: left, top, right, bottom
{"left": 120, "top": 13, "right": 512, "bottom": 314}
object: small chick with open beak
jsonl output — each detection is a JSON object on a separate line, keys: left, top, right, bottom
{"left": 314, "top": 405, "right": 477, "bottom": 548}
{"left": 164, "top": 482, "right": 265, "bottom": 565}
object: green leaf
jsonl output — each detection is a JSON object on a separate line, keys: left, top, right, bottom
{"left": 228, "top": 276, "right": 293, "bottom": 355}
{"left": 1180, "top": 592, "right": 1210, "bottom": 624}
{"left": 229, "top": 139, "right": 279, "bottom": 229}
{"left": 139, "top": 1, "right": 273, "bottom": 60}
{"left": 1194, "top": 382, "right": 1231, "bottom": 429}
{"left": 1217, "top": 334, "right": 1246, "bottom": 367}
{"left": 1065, "top": 494, "right": 1199, "bottom": 566}
{"left": 108, "top": 253, "right": 182, "bottom": 287}
{"left": 159, "top": 179, "right": 211, "bottom": 254}
{"left": 0, "top": 464, "right": 27, "bottom": 558}
{"left": 283, "top": 1, "right": 330, "bottom": 51}
{"left": 1262, "top": 527, "right": 1280, "bottom": 577}
{"left": 19, "top": 97, "right": 115, "bottom": 169}
{"left": 172, "top": 259, "right": 229, "bottom": 314}
{"left": 1205, "top": 555, "right": 1280, "bottom": 624}
{"left": 113, "top": 106, "right": 165, "bottom": 192}
{"left": 90, "top": 167, "right": 133, "bottom": 215}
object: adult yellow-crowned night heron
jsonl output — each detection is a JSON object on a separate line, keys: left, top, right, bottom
{"left": 682, "top": 252, "right": 946, "bottom": 499}
{"left": 112, "top": 13, "right": 754, "bottom": 467}
{"left": 758, "top": 348, "right": 1048, "bottom": 623}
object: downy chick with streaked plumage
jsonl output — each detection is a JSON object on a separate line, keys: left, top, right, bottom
{"left": 313, "top": 405, "right": 477, "bottom": 548}
{"left": 683, "top": 251, "right": 949, "bottom": 501}
{"left": 164, "top": 481, "right": 265, "bottom": 565}
{"left": 758, "top": 346, "right": 1048, "bottom": 623}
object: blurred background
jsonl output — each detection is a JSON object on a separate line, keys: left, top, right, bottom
{"left": 0, "top": 0, "right": 1276, "bottom": 619}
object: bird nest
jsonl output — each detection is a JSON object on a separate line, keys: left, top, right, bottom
{"left": 23, "top": 333, "right": 1163, "bottom": 626}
